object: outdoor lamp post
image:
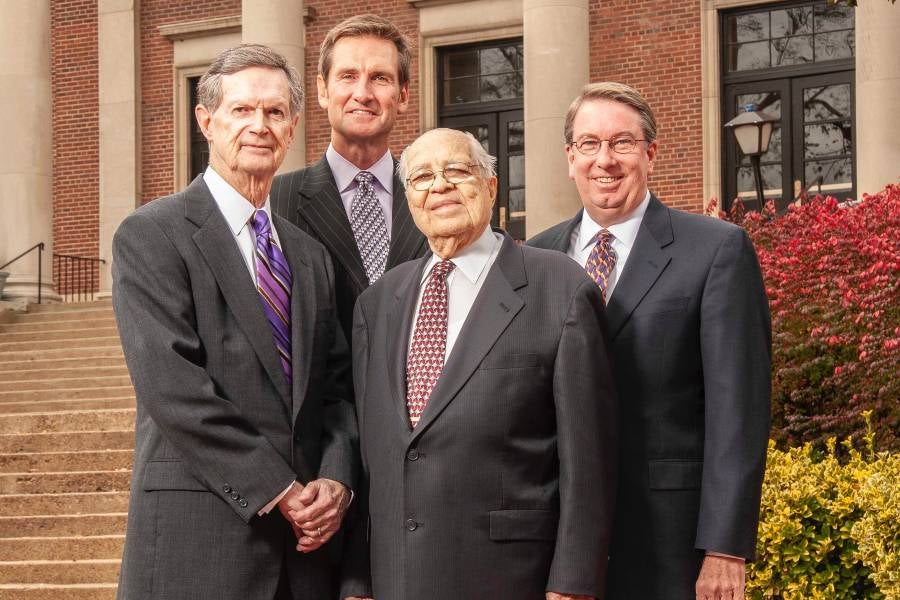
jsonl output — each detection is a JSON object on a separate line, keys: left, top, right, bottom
{"left": 724, "top": 104, "right": 778, "bottom": 210}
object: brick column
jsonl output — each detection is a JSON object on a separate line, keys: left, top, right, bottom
{"left": 523, "top": 0, "right": 588, "bottom": 237}
{"left": 242, "top": 0, "right": 306, "bottom": 172}
{"left": 0, "top": 0, "right": 58, "bottom": 302}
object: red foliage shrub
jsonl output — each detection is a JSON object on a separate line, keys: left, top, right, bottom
{"left": 712, "top": 184, "right": 900, "bottom": 450}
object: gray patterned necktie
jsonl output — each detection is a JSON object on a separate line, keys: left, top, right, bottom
{"left": 350, "top": 171, "right": 390, "bottom": 284}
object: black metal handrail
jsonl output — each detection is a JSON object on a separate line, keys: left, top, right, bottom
{"left": 0, "top": 243, "right": 45, "bottom": 303}
{"left": 53, "top": 253, "right": 106, "bottom": 303}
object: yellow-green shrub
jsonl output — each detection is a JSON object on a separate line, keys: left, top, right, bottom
{"left": 748, "top": 416, "right": 899, "bottom": 599}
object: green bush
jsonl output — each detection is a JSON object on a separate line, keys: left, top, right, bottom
{"left": 749, "top": 416, "right": 900, "bottom": 599}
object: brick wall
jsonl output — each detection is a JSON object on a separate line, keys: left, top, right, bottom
{"left": 302, "top": 0, "right": 422, "bottom": 164}
{"left": 51, "top": 0, "right": 99, "bottom": 263}
{"left": 140, "top": 0, "right": 241, "bottom": 205}
{"left": 589, "top": 0, "right": 704, "bottom": 212}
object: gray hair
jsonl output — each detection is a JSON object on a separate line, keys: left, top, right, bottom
{"left": 197, "top": 44, "right": 304, "bottom": 116}
{"left": 564, "top": 81, "right": 657, "bottom": 144}
{"left": 398, "top": 128, "right": 498, "bottom": 188}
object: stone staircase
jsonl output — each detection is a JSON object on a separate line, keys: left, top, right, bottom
{"left": 0, "top": 300, "right": 133, "bottom": 599}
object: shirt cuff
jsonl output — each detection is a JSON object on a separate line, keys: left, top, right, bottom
{"left": 705, "top": 551, "right": 745, "bottom": 561}
{"left": 258, "top": 481, "right": 295, "bottom": 516}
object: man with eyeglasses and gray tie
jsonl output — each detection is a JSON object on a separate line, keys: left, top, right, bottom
{"left": 528, "top": 82, "right": 772, "bottom": 600}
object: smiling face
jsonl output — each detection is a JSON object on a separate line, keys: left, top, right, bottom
{"left": 405, "top": 130, "right": 497, "bottom": 258}
{"left": 317, "top": 35, "right": 409, "bottom": 160}
{"left": 566, "top": 98, "right": 657, "bottom": 227}
{"left": 195, "top": 66, "right": 298, "bottom": 188}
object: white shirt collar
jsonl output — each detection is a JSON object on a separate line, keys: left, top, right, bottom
{"left": 326, "top": 144, "right": 394, "bottom": 195}
{"left": 577, "top": 190, "right": 651, "bottom": 251}
{"left": 203, "top": 166, "right": 275, "bottom": 237}
{"left": 422, "top": 226, "right": 499, "bottom": 285}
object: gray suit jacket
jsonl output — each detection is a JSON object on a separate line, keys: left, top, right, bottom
{"left": 342, "top": 232, "right": 620, "bottom": 600}
{"left": 112, "top": 176, "right": 357, "bottom": 599}
{"left": 271, "top": 156, "right": 428, "bottom": 342}
{"left": 528, "top": 194, "right": 771, "bottom": 600}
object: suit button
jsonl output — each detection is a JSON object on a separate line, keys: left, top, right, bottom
{"left": 406, "top": 449, "right": 419, "bottom": 461}
{"left": 230, "top": 492, "right": 240, "bottom": 501}
{"left": 294, "top": 433, "right": 301, "bottom": 442}
{"left": 405, "top": 519, "right": 418, "bottom": 531}
{"left": 222, "top": 485, "right": 232, "bottom": 494}
{"left": 239, "top": 499, "right": 248, "bottom": 508}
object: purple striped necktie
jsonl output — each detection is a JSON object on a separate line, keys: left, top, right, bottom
{"left": 250, "top": 210, "right": 293, "bottom": 385}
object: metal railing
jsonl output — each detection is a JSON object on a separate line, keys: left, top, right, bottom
{"left": 54, "top": 253, "right": 106, "bottom": 303}
{"left": 0, "top": 243, "right": 45, "bottom": 303}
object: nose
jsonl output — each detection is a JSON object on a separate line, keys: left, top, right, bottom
{"left": 248, "top": 107, "right": 269, "bottom": 134}
{"left": 351, "top": 78, "right": 374, "bottom": 103}
{"left": 594, "top": 140, "right": 618, "bottom": 168}
{"left": 429, "top": 170, "right": 453, "bottom": 192}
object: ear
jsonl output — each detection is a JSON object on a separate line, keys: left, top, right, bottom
{"left": 195, "top": 104, "right": 213, "bottom": 141}
{"left": 646, "top": 140, "right": 658, "bottom": 176}
{"left": 565, "top": 143, "right": 577, "bottom": 181}
{"left": 397, "top": 81, "right": 410, "bottom": 115}
{"left": 487, "top": 175, "right": 498, "bottom": 206}
{"left": 286, "top": 113, "right": 301, "bottom": 147}
{"left": 317, "top": 74, "right": 329, "bottom": 110}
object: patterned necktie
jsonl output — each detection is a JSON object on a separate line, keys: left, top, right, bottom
{"left": 251, "top": 210, "right": 293, "bottom": 385}
{"left": 586, "top": 229, "right": 617, "bottom": 302}
{"left": 406, "top": 260, "right": 456, "bottom": 427}
{"left": 349, "top": 171, "right": 390, "bottom": 285}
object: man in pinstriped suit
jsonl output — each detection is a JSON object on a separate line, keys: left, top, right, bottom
{"left": 271, "top": 15, "right": 427, "bottom": 342}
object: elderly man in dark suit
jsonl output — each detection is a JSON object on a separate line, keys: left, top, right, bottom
{"left": 271, "top": 14, "right": 427, "bottom": 342}
{"left": 112, "top": 45, "right": 357, "bottom": 599}
{"left": 341, "top": 128, "right": 619, "bottom": 600}
{"left": 528, "top": 82, "right": 771, "bottom": 600}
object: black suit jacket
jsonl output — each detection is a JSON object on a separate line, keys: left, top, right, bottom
{"left": 271, "top": 156, "right": 428, "bottom": 341}
{"left": 342, "top": 233, "right": 620, "bottom": 600}
{"left": 112, "top": 176, "right": 357, "bottom": 599}
{"left": 528, "top": 194, "right": 771, "bottom": 600}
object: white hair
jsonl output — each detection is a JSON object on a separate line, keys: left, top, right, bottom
{"left": 398, "top": 128, "right": 497, "bottom": 188}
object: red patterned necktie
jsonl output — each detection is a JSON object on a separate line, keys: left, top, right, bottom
{"left": 251, "top": 210, "right": 293, "bottom": 385}
{"left": 406, "top": 260, "right": 455, "bottom": 427}
{"left": 586, "top": 229, "right": 617, "bottom": 302}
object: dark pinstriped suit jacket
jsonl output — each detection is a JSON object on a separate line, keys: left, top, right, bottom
{"left": 271, "top": 156, "right": 428, "bottom": 341}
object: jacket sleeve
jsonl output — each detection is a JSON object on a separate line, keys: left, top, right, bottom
{"left": 112, "top": 211, "right": 297, "bottom": 522}
{"left": 695, "top": 226, "right": 772, "bottom": 560}
{"left": 547, "top": 278, "right": 620, "bottom": 596}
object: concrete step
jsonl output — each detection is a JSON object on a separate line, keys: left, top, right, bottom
{"left": 0, "top": 318, "right": 117, "bottom": 335}
{"left": 0, "top": 513, "right": 128, "bottom": 538}
{"left": 0, "top": 431, "right": 134, "bottom": 454}
{"left": 0, "top": 327, "right": 119, "bottom": 345}
{"left": 0, "top": 387, "right": 135, "bottom": 404}
{"left": 0, "top": 450, "right": 133, "bottom": 474}
{"left": 0, "top": 492, "right": 130, "bottom": 517}
{"left": 23, "top": 300, "right": 112, "bottom": 313}
{"left": 0, "top": 356, "right": 125, "bottom": 374}
{"left": 0, "top": 347, "right": 124, "bottom": 365}
{"left": 0, "top": 535, "right": 124, "bottom": 562}
{"left": 0, "top": 337, "right": 121, "bottom": 354}
{"left": 0, "top": 409, "right": 135, "bottom": 435}
{"left": 0, "top": 560, "right": 120, "bottom": 585}
{"left": 0, "top": 583, "right": 117, "bottom": 600}
{"left": 3, "top": 375, "right": 133, "bottom": 392}
{"left": 7, "top": 308, "right": 114, "bottom": 325}
{"left": 1, "top": 367, "right": 129, "bottom": 383}
{"left": 0, "top": 398, "right": 135, "bottom": 416}
{"left": 0, "top": 470, "right": 131, "bottom": 495}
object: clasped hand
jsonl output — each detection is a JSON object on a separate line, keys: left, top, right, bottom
{"left": 277, "top": 479, "right": 350, "bottom": 553}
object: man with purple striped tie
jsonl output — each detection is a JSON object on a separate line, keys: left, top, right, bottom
{"left": 112, "top": 45, "right": 357, "bottom": 600}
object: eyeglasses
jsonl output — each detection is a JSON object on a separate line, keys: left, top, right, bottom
{"left": 407, "top": 163, "right": 481, "bottom": 191}
{"left": 568, "top": 136, "right": 648, "bottom": 156}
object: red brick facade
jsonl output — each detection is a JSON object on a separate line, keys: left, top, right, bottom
{"left": 589, "top": 0, "right": 705, "bottom": 212}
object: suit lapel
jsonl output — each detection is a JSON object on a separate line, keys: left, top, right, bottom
{"left": 606, "top": 194, "right": 674, "bottom": 340}
{"left": 297, "top": 157, "right": 369, "bottom": 292}
{"left": 387, "top": 168, "right": 427, "bottom": 268}
{"left": 385, "top": 256, "right": 428, "bottom": 429}
{"left": 547, "top": 212, "right": 583, "bottom": 252}
{"left": 411, "top": 232, "right": 526, "bottom": 441}
{"left": 273, "top": 216, "right": 316, "bottom": 422}
{"left": 185, "top": 177, "right": 292, "bottom": 409}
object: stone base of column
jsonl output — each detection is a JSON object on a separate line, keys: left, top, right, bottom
{"left": 1, "top": 276, "right": 62, "bottom": 304}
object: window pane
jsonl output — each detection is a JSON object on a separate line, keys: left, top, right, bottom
{"left": 508, "top": 154, "right": 525, "bottom": 189}
{"left": 509, "top": 188, "right": 525, "bottom": 214}
{"left": 457, "top": 125, "right": 490, "bottom": 152}
{"left": 803, "top": 84, "right": 851, "bottom": 121}
{"left": 726, "top": 12, "right": 769, "bottom": 43}
{"left": 771, "top": 6, "right": 812, "bottom": 38}
{"left": 806, "top": 157, "right": 852, "bottom": 187}
{"left": 445, "top": 77, "right": 479, "bottom": 105}
{"left": 508, "top": 120, "right": 524, "bottom": 153}
{"left": 445, "top": 51, "right": 479, "bottom": 78}
{"left": 728, "top": 41, "right": 770, "bottom": 71}
{"left": 772, "top": 35, "right": 813, "bottom": 66}
{"left": 736, "top": 91, "right": 781, "bottom": 118}
{"left": 480, "top": 73, "right": 522, "bottom": 101}
{"left": 804, "top": 122, "right": 852, "bottom": 158}
{"left": 736, "top": 164, "right": 782, "bottom": 201}
{"left": 815, "top": 3, "right": 854, "bottom": 32}
{"left": 480, "top": 47, "right": 517, "bottom": 75}
{"left": 815, "top": 30, "right": 854, "bottom": 61}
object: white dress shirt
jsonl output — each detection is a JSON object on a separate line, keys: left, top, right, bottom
{"left": 567, "top": 190, "right": 651, "bottom": 300}
{"left": 326, "top": 144, "right": 395, "bottom": 235}
{"left": 409, "top": 227, "right": 503, "bottom": 362}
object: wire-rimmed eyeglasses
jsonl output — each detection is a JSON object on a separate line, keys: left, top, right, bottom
{"left": 406, "top": 163, "right": 482, "bottom": 191}
{"left": 568, "top": 136, "right": 648, "bottom": 156}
